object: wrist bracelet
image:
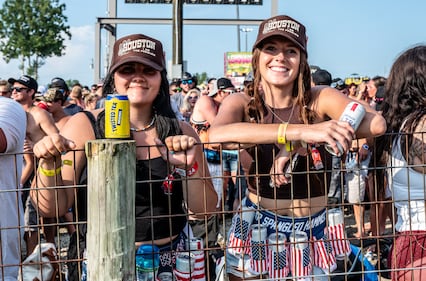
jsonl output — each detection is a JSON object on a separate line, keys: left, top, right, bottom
{"left": 362, "top": 143, "right": 369, "bottom": 150}
{"left": 175, "top": 161, "right": 199, "bottom": 177}
{"left": 277, "top": 123, "right": 288, "bottom": 145}
{"left": 39, "top": 166, "right": 61, "bottom": 177}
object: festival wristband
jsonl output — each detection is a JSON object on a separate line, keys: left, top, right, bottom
{"left": 39, "top": 166, "right": 61, "bottom": 177}
{"left": 277, "top": 123, "right": 288, "bottom": 145}
{"left": 174, "top": 161, "right": 199, "bottom": 177}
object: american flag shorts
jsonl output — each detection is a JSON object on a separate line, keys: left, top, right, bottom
{"left": 226, "top": 197, "right": 340, "bottom": 278}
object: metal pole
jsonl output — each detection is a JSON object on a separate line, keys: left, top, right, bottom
{"left": 271, "top": 0, "right": 278, "bottom": 16}
{"left": 245, "top": 32, "right": 248, "bottom": 52}
{"left": 172, "top": 0, "right": 183, "bottom": 79}
{"left": 107, "top": 0, "right": 117, "bottom": 74}
{"left": 94, "top": 22, "right": 101, "bottom": 83}
{"left": 236, "top": 4, "right": 240, "bottom": 52}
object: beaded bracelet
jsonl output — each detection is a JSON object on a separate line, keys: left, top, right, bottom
{"left": 39, "top": 166, "right": 62, "bottom": 177}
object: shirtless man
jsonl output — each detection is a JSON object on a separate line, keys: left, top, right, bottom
{"left": 9, "top": 75, "right": 60, "bottom": 255}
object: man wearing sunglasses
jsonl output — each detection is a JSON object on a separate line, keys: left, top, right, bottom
{"left": 8, "top": 74, "right": 62, "bottom": 257}
{"left": 179, "top": 72, "right": 198, "bottom": 95}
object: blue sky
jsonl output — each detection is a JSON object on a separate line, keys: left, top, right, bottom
{"left": 0, "top": 0, "right": 425, "bottom": 87}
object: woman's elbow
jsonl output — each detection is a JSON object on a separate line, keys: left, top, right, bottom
{"left": 372, "top": 116, "right": 387, "bottom": 136}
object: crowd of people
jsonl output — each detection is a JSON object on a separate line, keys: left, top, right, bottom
{"left": 0, "top": 13, "right": 425, "bottom": 281}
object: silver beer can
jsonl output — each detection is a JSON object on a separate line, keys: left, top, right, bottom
{"left": 325, "top": 101, "right": 366, "bottom": 156}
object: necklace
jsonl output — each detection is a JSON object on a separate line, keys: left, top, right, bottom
{"left": 265, "top": 102, "right": 295, "bottom": 124}
{"left": 130, "top": 115, "right": 156, "bottom": 132}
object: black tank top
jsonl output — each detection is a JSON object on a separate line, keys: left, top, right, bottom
{"left": 80, "top": 111, "right": 186, "bottom": 241}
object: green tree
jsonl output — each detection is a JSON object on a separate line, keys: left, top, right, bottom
{"left": 0, "top": 0, "right": 71, "bottom": 79}
{"left": 194, "top": 72, "right": 209, "bottom": 85}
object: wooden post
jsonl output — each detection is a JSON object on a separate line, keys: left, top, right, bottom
{"left": 85, "top": 139, "right": 136, "bottom": 280}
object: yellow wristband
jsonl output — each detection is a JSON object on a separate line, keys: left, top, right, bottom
{"left": 285, "top": 141, "right": 293, "bottom": 152}
{"left": 277, "top": 123, "right": 288, "bottom": 145}
{"left": 62, "top": 159, "right": 73, "bottom": 166}
{"left": 39, "top": 166, "right": 61, "bottom": 177}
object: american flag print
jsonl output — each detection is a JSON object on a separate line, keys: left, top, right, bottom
{"left": 312, "top": 236, "right": 337, "bottom": 273}
{"left": 291, "top": 244, "right": 312, "bottom": 278}
{"left": 249, "top": 240, "right": 268, "bottom": 274}
{"left": 268, "top": 244, "right": 289, "bottom": 279}
{"left": 327, "top": 223, "right": 351, "bottom": 256}
{"left": 228, "top": 217, "right": 251, "bottom": 255}
{"left": 228, "top": 208, "right": 254, "bottom": 255}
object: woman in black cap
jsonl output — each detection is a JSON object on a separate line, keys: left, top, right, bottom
{"left": 209, "top": 15, "right": 386, "bottom": 280}
{"left": 31, "top": 33, "right": 217, "bottom": 280}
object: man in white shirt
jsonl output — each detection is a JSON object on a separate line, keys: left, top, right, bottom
{"left": 0, "top": 96, "right": 26, "bottom": 280}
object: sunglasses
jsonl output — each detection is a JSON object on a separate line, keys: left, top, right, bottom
{"left": 11, "top": 87, "right": 29, "bottom": 92}
{"left": 189, "top": 96, "right": 198, "bottom": 99}
{"left": 181, "top": 79, "right": 193, "bottom": 85}
{"left": 222, "top": 89, "right": 236, "bottom": 94}
{"left": 172, "top": 87, "right": 182, "bottom": 93}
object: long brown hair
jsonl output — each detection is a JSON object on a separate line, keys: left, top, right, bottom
{"left": 245, "top": 45, "right": 315, "bottom": 125}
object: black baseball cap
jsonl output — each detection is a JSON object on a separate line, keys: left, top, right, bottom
{"left": 50, "top": 77, "right": 69, "bottom": 91}
{"left": 8, "top": 75, "right": 38, "bottom": 91}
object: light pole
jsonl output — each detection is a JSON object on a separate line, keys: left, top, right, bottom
{"left": 240, "top": 27, "right": 253, "bottom": 52}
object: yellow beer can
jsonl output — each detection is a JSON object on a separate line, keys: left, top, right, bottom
{"left": 105, "top": 94, "right": 130, "bottom": 138}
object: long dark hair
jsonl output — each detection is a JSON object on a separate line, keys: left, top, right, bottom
{"left": 102, "top": 69, "right": 182, "bottom": 142}
{"left": 245, "top": 44, "right": 314, "bottom": 125}
{"left": 374, "top": 45, "right": 426, "bottom": 181}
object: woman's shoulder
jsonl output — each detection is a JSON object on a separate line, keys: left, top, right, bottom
{"left": 223, "top": 92, "right": 251, "bottom": 107}
{"left": 61, "top": 109, "right": 102, "bottom": 143}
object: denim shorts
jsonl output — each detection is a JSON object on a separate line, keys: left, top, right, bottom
{"left": 222, "top": 150, "right": 239, "bottom": 173}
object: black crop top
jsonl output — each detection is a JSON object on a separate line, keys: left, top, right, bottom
{"left": 246, "top": 106, "right": 331, "bottom": 199}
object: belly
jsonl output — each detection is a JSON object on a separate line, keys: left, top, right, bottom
{"left": 248, "top": 191, "right": 326, "bottom": 217}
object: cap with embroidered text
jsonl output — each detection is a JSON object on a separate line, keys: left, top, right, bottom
{"left": 109, "top": 34, "right": 165, "bottom": 73}
{"left": 253, "top": 15, "right": 307, "bottom": 53}
{"left": 8, "top": 75, "right": 38, "bottom": 91}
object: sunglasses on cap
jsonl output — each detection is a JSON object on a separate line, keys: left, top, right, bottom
{"left": 222, "top": 89, "right": 236, "bottom": 94}
{"left": 181, "top": 79, "right": 193, "bottom": 85}
{"left": 11, "top": 87, "right": 29, "bottom": 92}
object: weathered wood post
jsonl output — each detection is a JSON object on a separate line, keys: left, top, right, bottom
{"left": 85, "top": 139, "right": 136, "bottom": 280}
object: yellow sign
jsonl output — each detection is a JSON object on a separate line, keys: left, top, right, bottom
{"left": 224, "top": 52, "right": 252, "bottom": 77}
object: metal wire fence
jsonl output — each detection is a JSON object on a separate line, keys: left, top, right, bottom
{"left": 1, "top": 133, "right": 424, "bottom": 281}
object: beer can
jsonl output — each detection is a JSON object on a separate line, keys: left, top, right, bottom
{"left": 174, "top": 252, "right": 195, "bottom": 281}
{"left": 185, "top": 238, "right": 206, "bottom": 281}
{"left": 325, "top": 101, "right": 366, "bottom": 156}
{"left": 105, "top": 94, "right": 130, "bottom": 138}
{"left": 327, "top": 208, "right": 351, "bottom": 260}
{"left": 248, "top": 224, "right": 268, "bottom": 275}
{"left": 267, "top": 233, "right": 289, "bottom": 279}
{"left": 228, "top": 206, "right": 255, "bottom": 256}
{"left": 289, "top": 231, "right": 312, "bottom": 280}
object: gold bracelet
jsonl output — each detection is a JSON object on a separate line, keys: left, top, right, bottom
{"left": 277, "top": 123, "right": 288, "bottom": 144}
{"left": 39, "top": 166, "right": 61, "bottom": 177}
